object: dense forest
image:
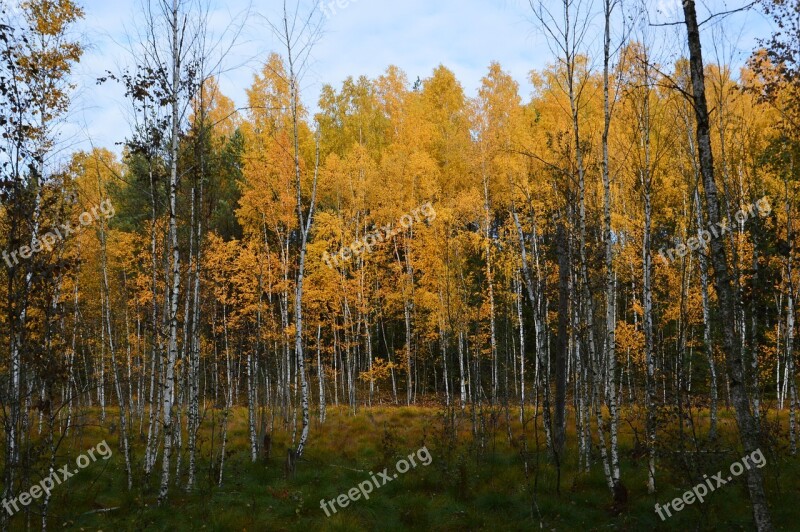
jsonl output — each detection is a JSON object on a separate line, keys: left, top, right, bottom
{"left": 1, "top": 0, "right": 799, "bottom": 530}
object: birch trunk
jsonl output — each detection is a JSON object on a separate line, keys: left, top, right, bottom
{"left": 317, "top": 324, "right": 326, "bottom": 422}
{"left": 159, "top": 0, "right": 182, "bottom": 503}
{"left": 282, "top": 7, "right": 320, "bottom": 453}
{"left": 555, "top": 220, "right": 568, "bottom": 454}
{"left": 601, "top": 0, "right": 619, "bottom": 485}
{"left": 98, "top": 179, "right": 132, "bottom": 490}
{"left": 786, "top": 173, "right": 797, "bottom": 454}
{"left": 694, "top": 188, "right": 718, "bottom": 438}
{"left": 682, "top": 3, "right": 772, "bottom": 528}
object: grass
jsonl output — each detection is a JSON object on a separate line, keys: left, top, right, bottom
{"left": 8, "top": 405, "right": 799, "bottom": 530}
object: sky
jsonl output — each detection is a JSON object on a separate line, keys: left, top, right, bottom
{"left": 63, "top": 0, "right": 774, "bottom": 158}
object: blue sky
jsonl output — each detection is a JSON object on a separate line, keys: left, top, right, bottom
{"left": 65, "top": 0, "right": 773, "bottom": 157}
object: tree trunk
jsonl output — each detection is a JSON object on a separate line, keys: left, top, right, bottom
{"left": 555, "top": 220, "right": 569, "bottom": 454}
{"left": 159, "top": 0, "right": 182, "bottom": 504}
{"left": 682, "top": 3, "right": 772, "bottom": 528}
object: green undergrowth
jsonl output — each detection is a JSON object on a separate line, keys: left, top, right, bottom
{"left": 6, "top": 406, "right": 798, "bottom": 531}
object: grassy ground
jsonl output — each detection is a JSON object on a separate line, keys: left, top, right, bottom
{"left": 9, "top": 405, "right": 799, "bottom": 530}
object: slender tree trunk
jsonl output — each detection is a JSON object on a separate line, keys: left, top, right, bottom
{"left": 643, "top": 139, "right": 657, "bottom": 494}
{"left": 515, "top": 273, "right": 526, "bottom": 423}
{"left": 159, "top": 0, "right": 182, "bottom": 503}
{"left": 98, "top": 180, "right": 132, "bottom": 490}
{"left": 555, "top": 220, "right": 568, "bottom": 454}
{"left": 601, "top": 0, "right": 619, "bottom": 485}
{"left": 682, "top": 3, "right": 772, "bottom": 528}
{"left": 694, "top": 188, "right": 718, "bottom": 438}
{"left": 317, "top": 324, "right": 326, "bottom": 422}
{"left": 283, "top": 11, "right": 319, "bottom": 454}
{"left": 785, "top": 171, "right": 797, "bottom": 454}
{"left": 512, "top": 209, "right": 553, "bottom": 451}
{"left": 187, "top": 94, "right": 206, "bottom": 489}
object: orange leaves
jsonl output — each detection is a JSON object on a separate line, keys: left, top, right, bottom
{"left": 191, "top": 77, "right": 239, "bottom": 142}
{"left": 358, "top": 357, "right": 397, "bottom": 384}
{"left": 12, "top": 0, "right": 84, "bottom": 124}
{"left": 616, "top": 321, "right": 644, "bottom": 366}
{"left": 21, "top": 0, "right": 84, "bottom": 36}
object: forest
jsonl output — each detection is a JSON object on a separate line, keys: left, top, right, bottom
{"left": 1, "top": 0, "right": 799, "bottom": 530}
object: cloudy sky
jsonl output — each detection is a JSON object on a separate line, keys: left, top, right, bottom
{"left": 64, "top": 0, "right": 773, "bottom": 157}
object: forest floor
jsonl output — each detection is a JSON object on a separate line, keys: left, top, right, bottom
{"left": 14, "top": 405, "right": 800, "bottom": 531}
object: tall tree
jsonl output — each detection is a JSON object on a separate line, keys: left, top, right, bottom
{"left": 682, "top": 1, "right": 772, "bottom": 529}
{"left": 0, "top": 2, "right": 83, "bottom": 527}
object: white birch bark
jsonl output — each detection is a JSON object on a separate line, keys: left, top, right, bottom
{"left": 159, "top": 0, "right": 182, "bottom": 503}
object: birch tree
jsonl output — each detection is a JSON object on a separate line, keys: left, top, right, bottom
{"left": 266, "top": 0, "right": 323, "bottom": 461}
{"left": 681, "top": 1, "right": 772, "bottom": 528}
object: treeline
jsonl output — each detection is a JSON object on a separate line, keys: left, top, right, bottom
{"left": 1, "top": 0, "right": 798, "bottom": 530}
